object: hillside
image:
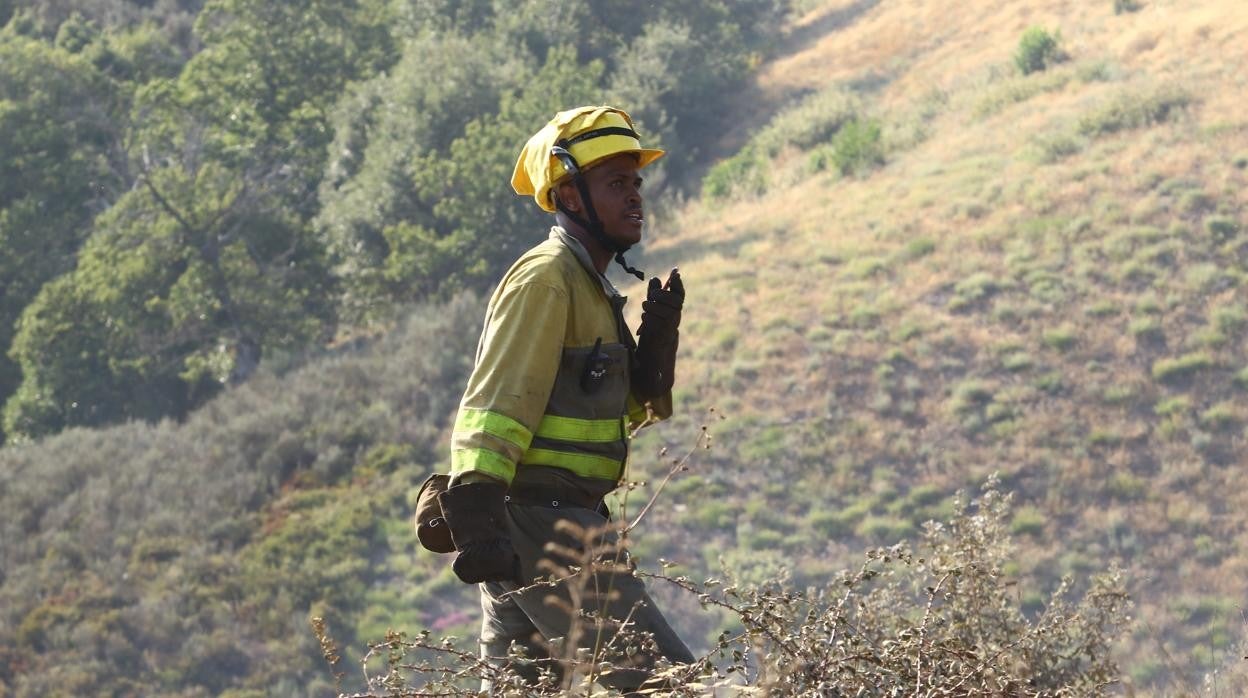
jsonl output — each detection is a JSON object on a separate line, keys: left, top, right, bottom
{"left": 2, "top": 0, "right": 1247, "bottom": 695}
{"left": 628, "top": 0, "right": 1248, "bottom": 691}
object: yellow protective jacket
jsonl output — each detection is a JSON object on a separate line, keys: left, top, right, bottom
{"left": 450, "top": 227, "right": 671, "bottom": 498}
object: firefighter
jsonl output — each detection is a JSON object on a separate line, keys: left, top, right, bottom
{"left": 418, "top": 105, "right": 692, "bottom": 691}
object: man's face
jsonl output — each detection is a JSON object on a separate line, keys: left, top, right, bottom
{"left": 577, "top": 153, "right": 646, "bottom": 249}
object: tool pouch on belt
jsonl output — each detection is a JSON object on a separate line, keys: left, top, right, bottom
{"left": 413, "top": 473, "right": 455, "bottom": 553}
{"left": 437, "top": 481, "right": 523, "bottom": 585}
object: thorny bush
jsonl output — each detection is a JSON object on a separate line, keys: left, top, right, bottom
{"left": 315, "top": 446, "right": 1130, "bottom": 696}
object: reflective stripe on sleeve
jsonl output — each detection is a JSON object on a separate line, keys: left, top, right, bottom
{"left": 535, "top": 414, "right": 626, "bottom": 443}
{"left": 521, "top": 448, "right": 623, "bottom": 480}
{"left": 451, "top": 447, "right": 516, "bottom": 483}
{"left": 454, "top": 407, "right": 533, "bottom": 451}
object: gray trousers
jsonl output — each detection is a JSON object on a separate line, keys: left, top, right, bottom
{"left": 479, "top": 502, "right": 694, "bottom": 693}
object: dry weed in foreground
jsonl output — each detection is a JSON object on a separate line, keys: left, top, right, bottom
{"left": 314, "top": 422, "right": 1131, "bottom": 696}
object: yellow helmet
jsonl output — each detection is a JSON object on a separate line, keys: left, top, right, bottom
{"left": 512, "top": 106, "right": 665, "bottom": 213}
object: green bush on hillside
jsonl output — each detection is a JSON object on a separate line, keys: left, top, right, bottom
{"left": 1151, "top": 352, "right": 1214, "bottom": 383}
{"left": 809, "top": 118, "right": 884, "bottom": 176}
{"left": 702, "top": 146, "right": 767, "bottom": 201}
{"left": 1205, "top": 216, "right": 1240, "bottom": 243}
{"left": 1015, "top": 27, "right": 1065, "bottom": 75}
{"left": 1077, "top": 86, "right": 1191, "bottom": 137}
{"left": 1114, "top": 0, "right": 1142, "bottom": 14}
{"left": 754, "top": 87, "right": 860, "bottom": 156}
{"left": 702, "top": 87, "right": 864, "bottom": 200}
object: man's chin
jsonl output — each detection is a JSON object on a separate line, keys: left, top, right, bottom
{"left": 611, "top": 228, "right": 644, "bottom": 249}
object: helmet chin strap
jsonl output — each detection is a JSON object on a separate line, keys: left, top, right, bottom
{"left": 551, "top": 144, "right": 645, "bottom": 281}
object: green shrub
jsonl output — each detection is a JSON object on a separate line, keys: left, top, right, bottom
{"left": 1101, "top": 384, "right": 1136, "bottom": 405}
{"left": 690, "top": 500, "right": 737, "bottom": 529}
{"left": 741, "top": 527, "right": 786, "bottom": 551}
{"left": 1033, "top": 372, "right": 1063, "bottom": 394}
{"left": 855, "top": 514, "right": 913, "bottom": 542}
{"left": 1154, "top": 396, "right": 1190, "bottom": 416}
{"left": 1015, "top": 27, "right": 1064, "bottom": 75}
{"left": 949, "top": 379, "right": 994, "bottom": 415}
{"left": 1200, "top": 401, "right": 1239, "bottom": 430}
{"left": 1031, "top": 131, "right": 1084, "bottom": 162}
{"left": 1114, "top": 0, "right": 1142, "bottom": 14}
{"left": 1077, "top": 86, "right": 1191, "bottom": 137}
{"left": 1129, "top": 317, "right": 1164, "bottom": 342}
{"left": 1086, "top": 300, "right": 1117, "bottom": 317}
{"left": 842, "top": 255, "right": 889, "bottom": 279}
{"left": 1107, "top": 473, "right": 1146, "bottom": 500}
{"left": 1010, "top": 505, "right": 1046, "bottom": 537}
{"left": 1213, "top": 304, "right": 1243, "bottom": 334}
{"left": 906, "top": 484, "right": 945, "bottom": 508}
{"left": 1041, "top": 326, "right": 1076, "bottom": 352}
{"left": 755, "top": 87, "right": 860, "bottom": 156}
{"left": 1088, "top": 428, "right": 1122, "bottom": 447}
{"left": 1151, "top": 352, "right": 1214, "bottom": 383}
{"left": 1205, "top": 216, "right": 1240, "bottom": 243}
{"left": 903, "top": 237, "right": 936, "bottom": 260}
{"left": 1077, "top": 60, "right": 1115, "bottom": 83}
{"left": 951, "top": 272, "right": 1002, "bottom": 306}
{"left": 974, "top": 70, "right": 1070, "bottom": 118}
{"left": 1002, "top": 352, "right": 1034, "bottom": 372}
{"left": 811, "top": 118, "right": 885, "bottom": 176}
{"left": 1184, "top": 262, "right": 1230, "bottom": 293}
{"left": 1177, "top": 190, "right": 1214, "bottom": 215}
{"left": 702, "top": 147, "right": 766, "bottom": 201}
{"left": 808, "top": 508, "right": 856, "bottom": 538}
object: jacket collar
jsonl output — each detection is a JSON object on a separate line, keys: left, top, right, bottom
{"left": 550, "top": 226, "right": 622, "bottom": 299}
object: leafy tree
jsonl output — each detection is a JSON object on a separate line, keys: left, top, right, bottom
{"left": 318, "top": 44, "right": 603, "bottom": 314}
{"left": 3, "top": 0, "right": 397, "bottom": 439}
{"left": 315, "top": 29, "right": 530, "bottom": 320}
{"left": 315, "top": 0, "right": 786, "bottom": 321}
{"left": 0, "top": 33, "right": 124, "bottom": 439}
{"left": 5, "top": 0, "right": 205, "bottom": 40}
{"left": 405, "top": 47, "right": 606, "bottom": 296}
{"left": 189, "top": 0, "right": 393, "bottom": 150}
{"left": 53, "top": 10, "right": 97, "bottom": 52}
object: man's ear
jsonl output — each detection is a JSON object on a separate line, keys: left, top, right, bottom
{"left": 554, "top": 182, "right": 581, "bottom": 213}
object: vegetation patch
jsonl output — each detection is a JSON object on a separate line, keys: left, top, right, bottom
{"left": 1015, "top": 27, "right": 1066, "bottom": 75}
{"left": 975, "top": 69, "right": 1070, "bottom": 118}
{"left": 1205, "top": 216, "right": 1240, "bottom": 243}
{"left": 1077, "top": 86, "right": 1191, "bottom": 137}
{"left": 1042, "top": 325, "right": 1077, "bottom": 352}
{"left": 702, "top": 147, "right": 767, "bottom": 201}
{"left": 1199, "top": 401, "right": 1239, "bottom": 430}
{"left": 1151, "top": 352, "right": 1215, "bottom": 383}
{"left": 810, "top": 118, "right": 885, "bottom": 176}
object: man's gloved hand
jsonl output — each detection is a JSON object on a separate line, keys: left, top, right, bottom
{"left": 634, "top": 268, "right": 684, "bottom": 399}
{"left": 437, "top": 481, "right": 523, "bottom": 585}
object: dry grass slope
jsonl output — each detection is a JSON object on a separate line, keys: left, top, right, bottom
{"left": 624, "top": 0, "right": 1248, "bottom": 693}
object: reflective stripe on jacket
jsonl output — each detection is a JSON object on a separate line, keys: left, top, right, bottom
{"left": 451, "top": 227, "right": 671, "bottom": 493}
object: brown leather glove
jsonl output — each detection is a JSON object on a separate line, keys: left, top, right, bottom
{"left": 634, "top": 268, "right": 683, "bottom": 400}
{"left": 437, "top": 481, "right": 523, "bottom": 585}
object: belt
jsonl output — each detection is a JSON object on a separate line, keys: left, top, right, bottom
{"left": 505, "top": 483, "right": 603, "bottom": 511}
